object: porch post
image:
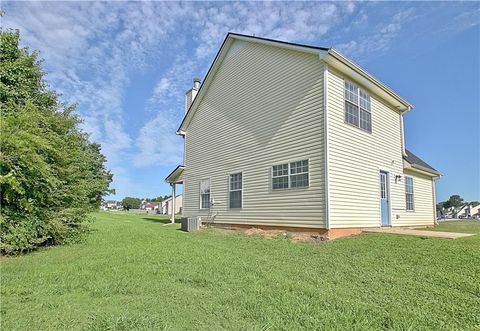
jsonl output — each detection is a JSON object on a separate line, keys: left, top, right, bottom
{"left": 171, "top": 183, "right": 176, "bottom": 223}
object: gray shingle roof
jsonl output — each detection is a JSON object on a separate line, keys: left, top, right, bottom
{"left": 404, "top": 149, "right": 440, "bottom": 176}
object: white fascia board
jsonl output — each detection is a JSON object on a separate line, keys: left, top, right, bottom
{"left": 178, "top": 36, "right": 414, "bottom": 134}
{"left": 403, "top": 160, "right": 442, "bottom": 178}
{"left": 230, "top": 34, "right": 323, "bottom": 55}
{"left": 323, "top": 49, "right": 413, "bottom": 112}
{"left": 177, "top": 38, "right": 234, "bottom": 135}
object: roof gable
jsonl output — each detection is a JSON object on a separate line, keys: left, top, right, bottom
{"left": 177, "top": 32, "right": 413, "bottom": 134}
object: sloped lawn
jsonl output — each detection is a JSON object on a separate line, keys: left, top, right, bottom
{"left": 1, "top": 213, "right": 479, "bottom": 330}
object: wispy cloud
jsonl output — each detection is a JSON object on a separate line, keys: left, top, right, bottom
{"left": 4, "top": 1, "right": 478, "bottom": 198}
{"left": 3, "top": 1, "right": 190, "bottom": 190}
{"left": 135, "top": 1, "right": 357, "bottom": 168}
{"left": 336, "top": 7, "right": 416, "bottom": 60}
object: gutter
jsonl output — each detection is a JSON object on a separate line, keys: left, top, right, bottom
{"left": 326, "top": 49, "right": 414, "bottom": 111}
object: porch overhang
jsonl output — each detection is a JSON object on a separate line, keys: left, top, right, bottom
{"left": 403, "top": 160, "right": 442, "bottom": 177}
{"left": 165, "top": 165, "right": 184, "bottom": 184}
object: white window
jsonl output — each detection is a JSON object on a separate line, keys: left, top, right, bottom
{"left": 344, "top": 80, "right": 372, "bottom": 132}
{"left": 405, "top": 176, "right": 414, "bottom": 211}
{"left": 272, "top": 163, "right": 289, "bottom": 189}
{"left": 272, "top": 160, "right": 309, "bottom": 190}
{"left": 229, "top": 173, "right": 242, "bottom": 208}
{"left": 199, "top": 179, "right": 210, "bottom": 209}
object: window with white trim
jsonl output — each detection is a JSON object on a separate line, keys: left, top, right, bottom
{"left": 344, "top": 80, "right": 372, "bottom": 132}
{"left": 199, "top": 179, "right": 210, "bottom": 209}
{"left": 405, "top": 176, "right": 414, "bottom": 211}
{"left": 272, "top": 160, "right": 309, "bottom": 190}
{"left": 229, "top": 173, "right": 242, "bottom": 208}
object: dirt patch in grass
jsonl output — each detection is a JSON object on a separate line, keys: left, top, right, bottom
{"left": 230, "top": 227, "right": 329, "bottom": 243}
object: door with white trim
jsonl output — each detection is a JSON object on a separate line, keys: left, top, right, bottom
{"left": 380, "top": 171, "right": 391, "bottom": 226}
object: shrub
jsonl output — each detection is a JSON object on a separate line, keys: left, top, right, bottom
{"left": 0, "top": 29, "right": 113, "bottom": 254}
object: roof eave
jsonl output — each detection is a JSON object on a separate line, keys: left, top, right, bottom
{"left": 403, "top": 160, "right": 442, "bottom": 177}
{"left": 323, "top": 49, "right": 413, "bottom": 112}
{"left": 165, "top": 165, "right": 185, "bottom": 184}
{"left": 178, "top": 33, "right": 414, "bottom": 134}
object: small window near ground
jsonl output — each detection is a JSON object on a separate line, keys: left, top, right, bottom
{"left": 405, "top": 176, "right": 414, "bottom": 211}
{"left": 272, "top": 160, "right": 309, "bottom": 190}
{"left": 229, "top": 173, "right": 242, "bottom": 208}
{"left": 344, "top": 80, "right": 372, "bottom": 132}
{"left": 200, "top": 179, "right": 210, "bottom": 209}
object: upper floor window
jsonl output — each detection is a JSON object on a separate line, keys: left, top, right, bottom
{"left": 272, "top": 160, "right": 309, "bottom": 190}
{"left": 200, "top": 179, "right": 210, "bottom": 209}
{"left": 405, "top": 176, "right": 414, "bottom": 211}
{"left": 229, "top": 173, "right": 242, "bottom": 208}
{"left": 344, "top": 80, "right": 372, "bottom": 132}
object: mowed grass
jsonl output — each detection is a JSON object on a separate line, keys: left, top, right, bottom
{"left": 1, "top": 213, "right": 479, "bottom": 331}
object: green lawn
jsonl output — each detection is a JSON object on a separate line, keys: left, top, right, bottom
{"left": 1, "top": 213, "right": 479, "bottom": 330}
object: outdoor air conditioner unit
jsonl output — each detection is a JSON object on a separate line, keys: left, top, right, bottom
{"left": 181, "top": 217, "right": 201, "bottom": 232}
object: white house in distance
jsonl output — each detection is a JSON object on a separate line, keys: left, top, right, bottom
{"left": 100, "top": 200, "right": 122, "bottom": 211}
{"left": 166, "top": 33, "right": 441, "bottom": 236}
{"left": 160, "top": 195, "right": 183, "bottom": 216}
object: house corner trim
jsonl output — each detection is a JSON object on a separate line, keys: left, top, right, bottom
{"left": 323, "top": 63, "right": 331, "bottom": 229}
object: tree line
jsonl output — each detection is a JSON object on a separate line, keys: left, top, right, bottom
{"left": 0, "top": 29, "right": 112, "bottom": 254}
{"left": 120, "top": 196, "right": 172, "bottom": 210}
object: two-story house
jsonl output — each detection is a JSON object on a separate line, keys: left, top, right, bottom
{"left": 165, "top": 33, "right": 441, "bottom": 236}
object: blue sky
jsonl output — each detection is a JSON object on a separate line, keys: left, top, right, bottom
{"left": 3, "top": 1, "right": 479, "bottom": 202}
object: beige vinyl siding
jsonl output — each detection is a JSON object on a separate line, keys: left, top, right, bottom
{"left": 395, "top": 169, "right": 435, "bottom": 226}
{"left": 326, "top": 67, "right": 406, "bottom": 228}
{"left": 183, "top": 40, "right": 326, "bottom": 228}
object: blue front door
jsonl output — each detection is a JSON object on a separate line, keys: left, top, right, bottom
{"left": 380, "top": 171, "right": 390, "bottom": 226}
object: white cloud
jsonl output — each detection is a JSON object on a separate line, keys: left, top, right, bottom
{"left": 134, "top": 113, "right": 184, "bottom": 167}
{"left": 135, "top": 1, "right": 357, "bottom": 168}
{"left": 6, "top": 1, "right": 476, "bottom": 198}
{"left": 2, "top": 1, "right": 191, "bottom": 192}
{"left": 336, "top": 7, "right": 415, "bottom": 60}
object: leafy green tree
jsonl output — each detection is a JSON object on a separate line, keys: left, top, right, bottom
{"left": 150, "top": 196, "right": 164, "bottom": 202}
{"left": 0, "top": 29, "right": 112, "bottom": 254}
{"left": 446, "top": 195, "right": 464, "bottom": 209}
{"left": 436, "top": 202, "right": 446, "bottom": 212}
{"left": 121, "top": 197, "right": 142, "bottom": 210}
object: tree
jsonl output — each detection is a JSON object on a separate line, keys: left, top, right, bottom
{"left": 436, "top": 202, "right": 446, "bottom": 212}
{"left": 446, "top": 195, "right": 464, "bottom": 209}
{"left": 121, "top": 197, "right": 142, "bottom": 210}
{"left": 0, "top": 29, "right": 112, "bottom": 254}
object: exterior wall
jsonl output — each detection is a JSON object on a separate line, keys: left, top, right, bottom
{"left": 395, "top": 169, "right": 435, "bottom": 225}
{"left": 326, "top": 67, "right": 433, "bottom": 228}
{"left": 470, "top": 205, "right": 480, "bottom": 217}
{"left": 162, "top": 195, "right": 183, "bottom": 215}
{"left": 183, "top": 40, "right": 326, "bottom": 228}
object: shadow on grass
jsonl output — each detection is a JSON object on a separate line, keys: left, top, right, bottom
{"left": 142, "top": 217, "right": 181, "bottom": 224}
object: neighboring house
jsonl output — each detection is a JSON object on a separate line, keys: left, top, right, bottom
{"left": 161, "top": 195, "right": 183, "bottom": 215}
{"left": 440, "top": 204, "right": 480, "bottom": 219}
{"left": 470, "top": 204, "right": 480, "bottom": 219}
{"left": 101, "top": 200, "right": 122, "bottom": 211}
{"left": 165, "top": 33, "right": 441, "bottom": 235}
{"left": 140, "top": 201, "right": 160, "bottom": 211}
{"left": 454, "top": 205, "right": 470, "bottom": 218}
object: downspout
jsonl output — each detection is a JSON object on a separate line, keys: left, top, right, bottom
{"left": 400, "top": 111, "right": 408, "bottom": 157}
{"left": 432, "top": 177, "right": 439, "bottom": 225}
{"left": 322, "top": 59, "right": 331, "bottom": 229}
